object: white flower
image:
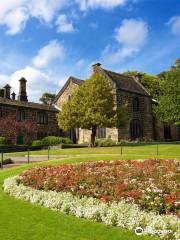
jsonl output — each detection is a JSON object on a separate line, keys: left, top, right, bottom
{"left": 3, "top": 176, "right": 180, "bottom": 240}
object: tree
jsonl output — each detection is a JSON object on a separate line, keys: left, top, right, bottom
{"left": 124, "top": 71, "right": 162, "bottom": 99}
{"left": 155, "top": 62, "right": 180, "bottom": 125}
{"left": 57, "top": 74, "right": 127, "bottom": 146}
{"left": 39, "top": 92, "right": 56, "bottom": 105}
{"left": 0, "top": 116, "right": 38, "bottom": 144}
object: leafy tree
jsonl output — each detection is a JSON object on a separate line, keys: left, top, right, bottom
{"left": 124, "top": 71, "right": 162, "bottom": 99}
{"left": 39, "top": 92, "right": 56, "bottom": 105}
{"left": 57, "top": 74, "right": 127, "bottom": 146}
{"left": 155, "top": 61, "right": 180, "bottom": 125}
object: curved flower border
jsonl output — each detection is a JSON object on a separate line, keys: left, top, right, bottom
{"left": 3, "top": 176, "right": 180, "bottom": 240}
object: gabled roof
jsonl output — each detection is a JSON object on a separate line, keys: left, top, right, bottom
{"left": 0, "top": 97, "right": 58, "bottom": 112}
{"left": 102, "top": 69, "right": 151, "bottom": 97}
{"left": 53, "top": 76, "right": 84, "bottom": 103}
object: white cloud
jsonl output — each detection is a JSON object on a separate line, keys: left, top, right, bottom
{"left": 0, "top": 0, "right": 68, "bottom": 35}
{"left": 10, "top": 66, "right": 58, "bottom": 101}
{"left": 33, "top": 40, "right": 65, "bottom": 68}
{"left": 76, "top": 0, "right": 128, "bottom": 11}
{"left": 0, "top": 74, "right": 9, "bottom": 86}
{"left": 4, "top": 7, "right": 29, "bottom": 35}
{"left": 115, "top": 18, "right": 148, "bottom": 48}
{"left": 56, "top": 14, "right": 75, "bottom": 33}
{"left": 168, "top": 16, "right": 180, "bottom": 36}
{"left": 102, "top": 18, "right": 148, "bottom": 63}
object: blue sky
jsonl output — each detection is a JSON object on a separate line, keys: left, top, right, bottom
{"left": 0, "top": 0, "right": 180, "bottom": 101}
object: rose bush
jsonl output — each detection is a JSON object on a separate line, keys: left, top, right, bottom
{"left": 18, "top": 159, "right": 180, "bottom": 215}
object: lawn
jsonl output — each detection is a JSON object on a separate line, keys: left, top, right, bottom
{"left": 0, "top": 156, "right": 158, "bottom": 240}
{"left": 5, "top": 143, "right": 180, "bottom": 159}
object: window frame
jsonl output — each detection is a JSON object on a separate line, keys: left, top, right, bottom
{"left": 37, "top": 112, "right": 48, "bottom": 125}
{"left": 16, "top": 109, "right": 25, "bottom": 122}
{"left": 132, "top": 96, "right": 140, "bottom": 112}
{"left": 96, "top": 128, "right": 106, "bottom": 139}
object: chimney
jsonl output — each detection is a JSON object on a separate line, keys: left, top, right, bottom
{"left": 135, "top": 73, "right": 142, "bottom": 82}
{"left": 92, "top": 62, "right": 102, "bottom": 73}
{"left": 18, "top": 77, "right": 28, "bottom": 102}
{"left": 3, "top": 84, "right": 11, "bottom": 99}
{"left": 0, "top": 89, "right": 4, "bottom": 98}
{"left": 11, "top": 92, "right": 16, "bottom": 100}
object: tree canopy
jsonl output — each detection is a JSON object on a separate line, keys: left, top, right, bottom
{"left": 124, "top": 71, "right": 162, "bottom": 99}
{"left": 39, "top": 92, "right": 56, "bottom": 105}
{"left": 155, "top": 60, "right": 180, "bottom": 125}
{"left": 57, "top": 74, "right": 127, "bottom": 146}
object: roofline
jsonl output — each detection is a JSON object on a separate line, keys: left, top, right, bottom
{"left": 101, "top": 67, "right": 151, "bottom": 97}
{"left": 0, "top": 98, "right": 59, "bottom": 112}
{"left": 117, "top": 88, "right": 152, "bottom": 98}
{"left": 53, "top": 76, "right": 84, "bottom": 103}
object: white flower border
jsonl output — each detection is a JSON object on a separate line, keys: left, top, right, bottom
{"left": 3, "top": 176, "right": 180, "bottom": 240}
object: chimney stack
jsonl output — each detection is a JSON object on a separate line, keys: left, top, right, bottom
{"left": 3, "top": 84, "right": 11, "bottom": 99}
{"left": 11, "top": 92, "right": 16, "bottom": 100}
{"left": 135, "top": 73, "right": 142, "bottom": 82}
{"left": 92, "top": 62, "right": 102, "bottom": 73}
{"left": 18, "top": 77, "right": 28, "bottom": 102}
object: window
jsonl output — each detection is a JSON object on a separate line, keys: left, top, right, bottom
{"left": 130, "top": 119, "right": 143, "bottom": 138}
{"left": 133, "top": 97, "right": 139, "bottom": 112}
{"left": 97, "top": 128, "right": 106, "bottom": 139}
{"left": 16, "top": 110, "right": 25, "bottom": 121}
{"left": 37, "top": 112, "right": 48, "bottom": 124}
{"left": 0, "top": 108, "right": 8, "bottom": 118}
{"left": 164, "top": 124, "right": 171, "bottom": 140}
{"left": 68, "top": 95, "right": 71, "bottom": 101}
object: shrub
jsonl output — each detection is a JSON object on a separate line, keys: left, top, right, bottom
{"left": 0, "top": 136, "right": 6, "bottom": 145}
{"left": 96, "top": 138, "right": 116, "bottom": 147}
{"left": 41, "top": 136, "right": 73, "bottom": 146}
{"left": 32, "top": 140, "right": 44, "bottom": 147}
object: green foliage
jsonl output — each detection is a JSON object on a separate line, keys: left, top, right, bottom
{"left": 41, "top": 136, "right": 73, "bottom": 146}
{"left": 0, "top": 136, "right": 6, "bottom": 145}
{"left": 96, "top": 138, "right": 116, "bottom": 147}
{"left": 39, "top": 92, "right": 56, "bottom": 105}
{"left": 155, "top": 67, "right": 180, "bottom": 124}
{"left": 32, "top": 136, "right": 73, "bottom": 146}
{"left": 32, "top": 140, "right": 44, "bottom": 147}
{"left": 57, "top": 74, "right": 127, "bottom": 146}
{"left": 124, "top": 71, "right": 162, "bottom": 99}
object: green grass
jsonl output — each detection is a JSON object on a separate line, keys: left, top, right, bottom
{"left": 5, "top": 143, "right": 180, "bottom": 159}
{"left": 0, "top": 156, "right": 158, "bottom": 240}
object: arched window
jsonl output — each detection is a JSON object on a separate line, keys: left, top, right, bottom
{"left": 130, "top": 119, "right": 143, "bottom": 138}
{"left": 133, "top": 97, "right": 139, "bottom": 112}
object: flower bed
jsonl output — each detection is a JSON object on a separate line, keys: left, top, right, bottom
{"left": 3, "top": 176, "right": 180, "bottom": 240}
{"left": 19, "top": 159, "right": 180, "bottom": 215}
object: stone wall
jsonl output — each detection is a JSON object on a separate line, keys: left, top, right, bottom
{"left": 117, "top": 89, "right": 154, "bottom": 140}
{"left": 56, "top": 80, "right": 80, "bottom": 109}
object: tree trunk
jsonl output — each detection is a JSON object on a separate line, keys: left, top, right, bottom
{"left": 91, "top": 127, "right": 97, "bottom": 147}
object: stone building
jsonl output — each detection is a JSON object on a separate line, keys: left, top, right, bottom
{"left": 54, "top": 63, "right": 180, "bottom": 143}
{"left": 0, "top": 78, "right": 60, "bottom": 144}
